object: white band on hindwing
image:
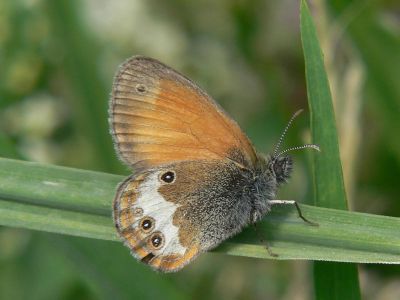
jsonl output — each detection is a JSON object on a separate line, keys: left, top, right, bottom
{"left": 134, "top": 171, "right": 186, "bottom": 256}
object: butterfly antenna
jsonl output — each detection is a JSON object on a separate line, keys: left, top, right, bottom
{"left": 273, "top": 109, "right": 304, "bottom": 157}
{"left": 275, "top": 144, "right": 320, "bottom": 158}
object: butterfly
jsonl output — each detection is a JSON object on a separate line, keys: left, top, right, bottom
{"left": 109, "top": 56, "right": 318, "bottom": 272}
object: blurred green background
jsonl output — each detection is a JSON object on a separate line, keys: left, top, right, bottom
{"left": 0, "top": 0, "right": 399, "bottom": 299}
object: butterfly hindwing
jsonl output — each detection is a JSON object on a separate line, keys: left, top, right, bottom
{"left": 113, "top": 160, "right": 256, "bottom": 272}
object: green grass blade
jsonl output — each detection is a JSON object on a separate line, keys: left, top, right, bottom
{"left": 0, "top": 158, "right": 121, "bottom": 215}
{"left": 300, "top": 1, "right": 361, "bottom": 299}
{"left": 1, "top": 158, "right": 399, "bottom": 263}
{"left": 300, "top": 3, "right": 347, "bottom": 209}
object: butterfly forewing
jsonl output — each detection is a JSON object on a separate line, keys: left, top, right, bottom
{"left": 109, "top": 56, "right": 258, "bottom": 173}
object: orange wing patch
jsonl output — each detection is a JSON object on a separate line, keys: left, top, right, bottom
{"left": 147, "top": 244, "right": 200, "bottom": 272}
{"left": 110, "top": 56, "right": 258, "bottom": 173}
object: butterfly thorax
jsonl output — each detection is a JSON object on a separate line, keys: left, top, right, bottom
{"left": 249, "top": 153, "right": 293, "bottom": 223}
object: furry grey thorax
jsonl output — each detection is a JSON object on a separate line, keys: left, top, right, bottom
{"left": 248, "top": 153, "right": 293, "bottom": 223}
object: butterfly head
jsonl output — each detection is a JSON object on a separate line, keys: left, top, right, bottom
{"left": 268, "top": 154, "right": 293, "bottom": 186}
{"left": 265, "top": 109, "right": 319, "bottom": 186}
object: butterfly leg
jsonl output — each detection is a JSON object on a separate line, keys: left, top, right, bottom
{"left": 269, "top": 200, "right": 319, "bottom": 226}
{"left": 253, "top": 223, "right": 278, "bottom": 257}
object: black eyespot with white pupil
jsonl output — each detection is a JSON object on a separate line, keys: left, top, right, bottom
{"left": 161, "top": 171, "right": 175, "bottom": 183}
{"left": 140, "top": 217, "right": 154, "bottom": 233}
{"left": 151, "top": 235, "right": 162, "bottom": 248}
{"left": 142, "top": 219, "right": 152, "bottom": 230}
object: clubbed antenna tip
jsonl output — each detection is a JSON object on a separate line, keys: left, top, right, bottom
{"left": 275, "top": 144, "right": 320, "bottom": 158}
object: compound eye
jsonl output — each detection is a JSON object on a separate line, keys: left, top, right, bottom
{"left": 273, "top": 156, "right": 293, "bottom": 184}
